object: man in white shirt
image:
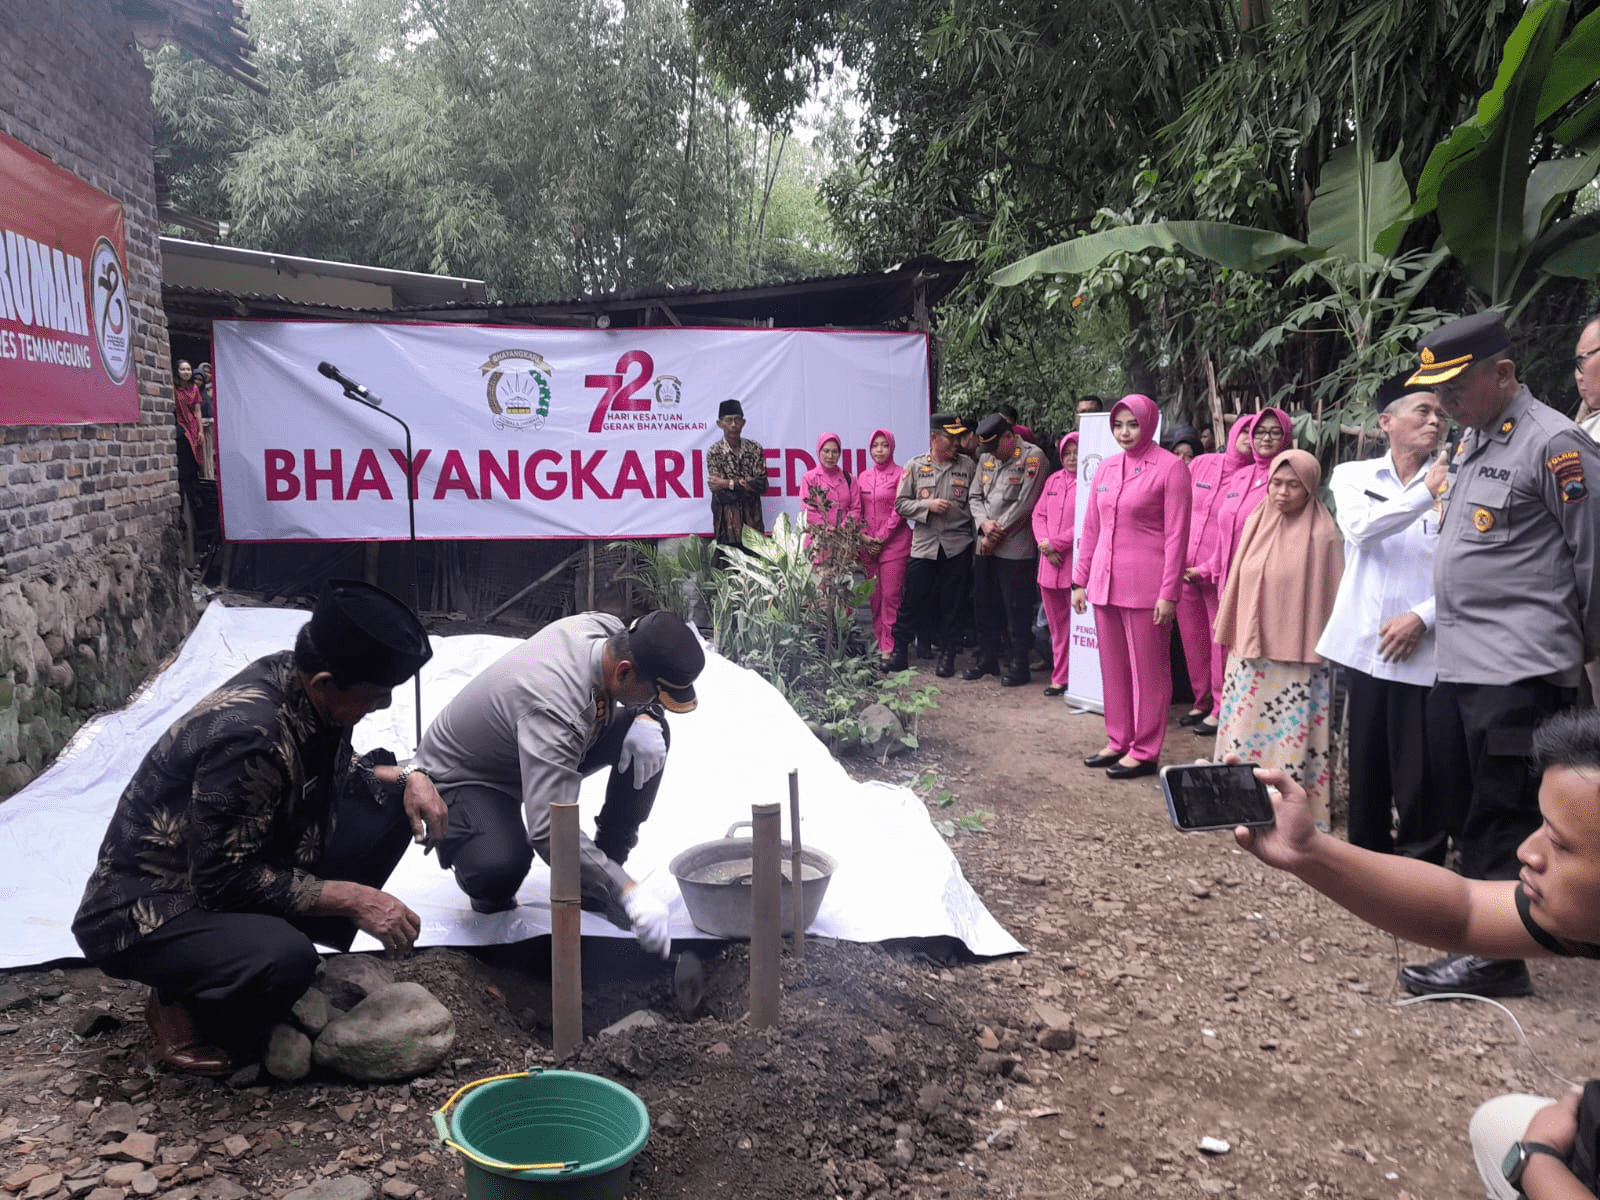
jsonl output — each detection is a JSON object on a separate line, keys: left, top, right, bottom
{"left": 1574, "top": 315, "right": 1600, "bottom": 438}
{"left": 1317, "top": 373, "right": 1452, "bottom": 859}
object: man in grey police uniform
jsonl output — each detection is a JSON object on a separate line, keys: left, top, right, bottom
{"left": 409, "top": 610, "right": 705, "bottom": 958}
{"left": 965, "top": 413, "right": 1050, "bottom": 686}
{"left": 886, "top": 413, "right": 979, "bottom": 679}
{"left": 1399, "top": 311, "right": 1600, "bottom": 999}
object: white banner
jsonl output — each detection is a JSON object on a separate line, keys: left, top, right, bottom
{"left": 211, "top": 320, "right": 931, "bottom": 541}
{"left": 1064, "top": 410, "right": 1161, "bottom": 713}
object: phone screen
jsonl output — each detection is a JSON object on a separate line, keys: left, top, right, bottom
{"left": 1161, "top": 763, "right": 1275, "bottom": 832}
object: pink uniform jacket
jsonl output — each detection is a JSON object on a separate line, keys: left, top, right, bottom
{"left": 799, "top": 431, "right": 860, "bottom": 530}
{"left": 855, "top": 427, "right": 911, "bottom": 559}
{"left": 1073, "top": 394, "right": 1192, "bottom": 607}
{"left": 1205, "top": 408, "right": 1290, "bottom": 587}
{"left": 1185, "top": 413, "right": 1258, "bottom": 572}
{"left": 1032, "top": 432, "right": 1078, "bottom": 590}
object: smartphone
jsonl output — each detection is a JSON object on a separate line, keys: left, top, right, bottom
{"left": 1161, "top": 762, "right": 1275, "bottom": 832}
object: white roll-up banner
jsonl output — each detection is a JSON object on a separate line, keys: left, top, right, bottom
{"left": 1064, "top": 410, "right": 1161, "bottom": 714}
{"left": 211, "top": 320, "right": 931, "bottom": 542}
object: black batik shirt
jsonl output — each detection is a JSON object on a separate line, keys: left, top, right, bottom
{"left": 72, "top": 652, "right": 389, "bottom": 962}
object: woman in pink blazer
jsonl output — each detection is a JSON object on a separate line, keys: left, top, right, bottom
{"left": 1032, "top": 432, "right": 1079, "bottom": 697}
{"left": 799, "top": 431, "right": 860, "bottom": 538}
{"left": 1071, "top": 394, "right": 1192, "bottom": 779}
{"left": 1199, "top": 407, "right": 1290, "bottom": 730}
{"left": 856, "top": 427, "right": 912, "bottom": 660}
{"left": 1174, "top": 414, "right": 1257, "bottom": 728}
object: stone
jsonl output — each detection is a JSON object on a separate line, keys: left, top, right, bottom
{"left": 379, "top": 1182, "right": 417, "bottom": 1200}
{"left": 223, "top": 1063, "right": 260, "bottom": 1089}
{"left": 4, "top": 1164, "right": 52, "bottom": 1190}
{"left": 317, "top": 956, "right": 395, "bottom": 1011}
{"left": 100, "top": 1132, "right": 157, "bottom": 1162}
{"left": 1038, "top": 1027, "right": 1078, "bottom": 1051}
{"left": 71, "top": 1009, "right": 123, "bottom": 1039}
{"left": 220, "top": 1135, "right": 250, "bottom": 1159}
{"left": 129, "top": 1171, "right": 159, "bottom": 1196}
{"left": 312, "top": 983, "right": 455, "bottom": 1083}
{"left": 264, "top": 1024, "right": 313, "bottom": 1083}
{"left": 159, "top": 1144, "right": 197, "bottom": 1166}
{"left": 858, "top": 703, "right": 911, "bottom": 757}
{"left": 290, "top": 989, "right": 332, "bottom": 1036}
{"left": 86, "top": 1103, "right": 138, "bottom": 1138}
{"left": 23, "top": 1172, "right": 63, "bottom": 1199}
{"left": 280, "top": 1179, "right": 376, "bottom": 1200}
{"left": 197, "top": 1179, "right": 250, "bottom": 1200}
{"left": 85, "top": 1190, "right": 126, "bottom": 1200}
{"left": 598, "top": 1010, "right": 663, "bottom": 1037}
{"left": 102, "top": 1162, "right": 145, "bottom": 1186}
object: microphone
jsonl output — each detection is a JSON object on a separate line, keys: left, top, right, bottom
{"left": 317, "top": 361, "right": 383, "bottom": 407}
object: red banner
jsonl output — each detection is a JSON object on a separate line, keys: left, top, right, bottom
{"left": 0, "top": 131, "right": 138, "bottom": 425}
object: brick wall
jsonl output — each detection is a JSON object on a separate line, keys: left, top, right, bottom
{"left": 0, "top": 0, "right": 195, "bottom": 796}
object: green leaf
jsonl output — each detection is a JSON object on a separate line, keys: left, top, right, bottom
{"left": 990, "top": 221, "right": 1312, "bottom": 287}
{"left": 1522, "top": 147, "right": 1600, "bottom": 243}
{"left": 1305, "top": 142, "right": 1413, "bottom": 263}
{"left": 1431, "top": 0, "right": 1571, "bottom": 300}
{"left": 1537, "top": 5, "right": 1600, "bottom": 125}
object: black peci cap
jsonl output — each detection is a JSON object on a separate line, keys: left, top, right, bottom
{"left": 308, "top": 579, "right": 431, "bottom": 688}
{"left": 975, "top": 412, "right": 1013, "bottom": 444}
{"left": 628, "top": 611, "right": 706, "bottom": 713}
{"left": 1373, "top": 369, "right": 1435, "bottom": 410}
{"left": 718, "top": 399, "right": 745, "bottom": 419}
{"left": 1406, "top": 312, "right": 1511, "bottom": 387}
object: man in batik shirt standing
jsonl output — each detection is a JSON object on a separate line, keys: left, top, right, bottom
{"left": 707, "top": 398, "right": 769, "bottom": 552}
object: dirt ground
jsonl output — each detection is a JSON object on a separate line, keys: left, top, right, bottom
{"left": 5, "top": 662, "right": 1600, "bottom": 1200}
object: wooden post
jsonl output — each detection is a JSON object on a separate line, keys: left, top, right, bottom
{"left": 788, "top": 770, "right": 804, "bottom": 959}
{"left": 1205, "top": 357, "right": 1225, "bottom": 449}
{"left": 749, "top": 801, "right": 782, "bottom": 1027}
{"left": 549, "top": 802, "right": 583, "bottom": 1058}
{"left": 585, "top": 542, "right": 597, "bottom": 610}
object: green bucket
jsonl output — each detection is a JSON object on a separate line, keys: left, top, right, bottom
{"left": 433, "top": 1070, "right": 650, "bottom": 1200}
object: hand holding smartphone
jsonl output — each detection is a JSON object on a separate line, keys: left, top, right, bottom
{"left": 1161, "top": 762, "right": 1275, "bottom": 832}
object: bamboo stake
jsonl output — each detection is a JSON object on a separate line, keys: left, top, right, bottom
{"left": 549, "top": 802, "right": 583, "bottom": 1058}
{"left": 749, "top": 802, "right": 782, "bottom": 1027}
{"left": 788, "top": 769, "right": 804, "bottom": 959}
{"left": 1205, "top": 357, "right": 1224, "bottom": 449}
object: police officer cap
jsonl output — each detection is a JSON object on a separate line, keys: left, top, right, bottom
{"left": 930, "top": 412, "right": 969, "bottom": 436}
{"left": 1406, "top": 312, "right": 1511, "bottom": 387}
{"left": 976, "top": 412, "right": 1013, "bottom": 444}
{"left": 718, "top": 399, "right": 745, "bottom": 419}
{"left": 308, "top": 579, "right": 432, "bottom": 688}
{"left": 627, "top": 610, "right": 706, "bottom": 713}
{"left": 1373, "top": 369, "right": 1434, "bottom": 411}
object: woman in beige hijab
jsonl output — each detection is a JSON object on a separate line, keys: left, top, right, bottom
{"left": 1213, "top": 449, "right": 1344, "bottom": 825}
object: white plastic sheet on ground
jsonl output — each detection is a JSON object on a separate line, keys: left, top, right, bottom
{"left": 0, "top": 604, "right": 1024, "bottom": 968}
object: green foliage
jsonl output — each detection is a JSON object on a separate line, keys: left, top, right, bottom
{"left": 609, "top": 537, "right": 723, "bottom": 625}
{"left": 152, "top": 0, "right": 852, "bottom": 296}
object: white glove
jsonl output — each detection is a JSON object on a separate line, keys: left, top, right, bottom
{"left": 622, "top": 887, "right": 671, "bottom": 959}
{"left": 617, "top": 717, "right": 667, "bottom": 789}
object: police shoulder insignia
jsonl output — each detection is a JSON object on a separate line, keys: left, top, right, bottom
{"left": 1500, "top": 419, "right": 1515, "bottom": 434}
{"left": 1547, "top": 449, "right": 1588, "bottom": 503}
{"left": 1472, "top": 507, "right": 1496, "bottom": 532}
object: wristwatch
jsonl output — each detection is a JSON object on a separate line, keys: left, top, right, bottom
{"left": 397, "top": 763, "right": 429, "bottom": 790}
{"left": 1501, "top": 1140, "right": 1566, "bottom": 1191}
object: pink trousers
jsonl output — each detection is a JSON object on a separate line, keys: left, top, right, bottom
{"left": 1175, "top": 578, "right": 1218, "bottom": 712}
{"left": 865, "top": 549, "right": 910, "bottom": 655}
{"left": 1040, "top": 585, "right": 1073, "bottom": 688}
{"left": 1094, "top": 603, "right": 1173, "bottom": 762}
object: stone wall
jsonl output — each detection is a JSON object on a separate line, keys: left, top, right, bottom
{"left": 0, "top": 0, "right": 196, "bottom": 797}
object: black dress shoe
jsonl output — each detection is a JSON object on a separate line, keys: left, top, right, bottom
{"left": 1083, "top": 752, "right": 1123, "bottom": 768}
{"left": 962, "top": 657, "right": 999, "bottom": 681}
{"left": 884, "top": 644, "right": 909, "bottom": 672}
{"left": 1042, "top": 685, "right": 1066, "bottom": 697}
{"left": 1193, "top": 720, "right": 1219, "bottom": 738}
{"left": 1000, "top": 662, "right": 1030, "bottom": 687}
{"left": 915, "top": 637, "right": 935, "bottom": 660}
{"left": 1398, "top": 954, "right": 1532, "bottom": 998}
{"left": 935, "top": 650, "right": 957, "bottom": 678}
{"left": 1106, "top": 759, "right": 1159, "bottom": 780}
{"left": 1178, "top": 708, "right": 1211, "bottom": 727}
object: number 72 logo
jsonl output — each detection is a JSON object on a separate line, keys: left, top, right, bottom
{"left": 586, "top": 350, "right": 656, "bottom": 432}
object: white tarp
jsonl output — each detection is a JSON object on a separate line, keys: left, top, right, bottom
{"left": 211, "top": 320, "right": 931, "bottom": 542}
{"left": 0, "top": 604, "right": 1023, "bottom": 968}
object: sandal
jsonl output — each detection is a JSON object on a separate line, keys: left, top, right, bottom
{"left": 145, "top": 991, "right": 232, "bottom": 1077}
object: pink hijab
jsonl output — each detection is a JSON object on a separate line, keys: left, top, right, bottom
{"left": 860, "top": 427, "right": 898, "bottom": 483}
{"left": 800, "top": 430, "right": 856, "bottom": 529}
{"left": 1108, "top": 393, "right": 1160, "bottom": 467}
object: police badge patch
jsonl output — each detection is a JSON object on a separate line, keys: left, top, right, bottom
{"left": 1546, "top": 450, "right": 1589, "bottom": 503}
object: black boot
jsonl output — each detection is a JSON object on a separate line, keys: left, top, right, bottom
{"left": 915, "top": 635, "right": 934, "bottom": 660}
{"left": 935, "top": 648, "right": 957, "bottom": 678}
{"left": 962, "top": 654, "right": 999, "bottom": 681}
{"left": 1000, "top": 658, "right": 1030, "bottom": 687}
{"left": 885, "top": 643, "right": 909, "bottom": 672}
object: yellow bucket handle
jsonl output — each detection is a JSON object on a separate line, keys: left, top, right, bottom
{"left": 431, "top": 1070, "right": 580, "bottom": 1174}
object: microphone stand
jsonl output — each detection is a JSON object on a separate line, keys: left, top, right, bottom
{"left": 330, "top": 382, "right": 424, "bottom": 747}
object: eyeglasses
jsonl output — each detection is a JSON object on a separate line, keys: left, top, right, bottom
{"left": 1577, "top": 347, "right": 1600, "bottom": 371}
